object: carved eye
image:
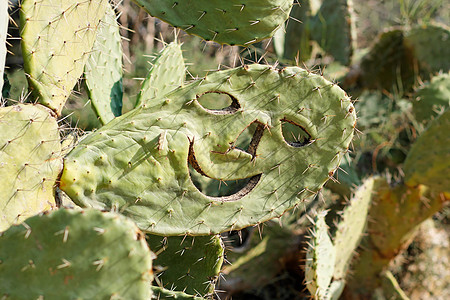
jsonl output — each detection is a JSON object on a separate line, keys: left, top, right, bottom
{"left": 196, "top": 92, "right": 240, "bottom": 114}
{"left": 281, "top": 118, "right": 312, "bottom": 147}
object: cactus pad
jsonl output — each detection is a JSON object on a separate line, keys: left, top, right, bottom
{"left": 85, "top": 2, "right": 123, "bottom": 124}
{"left": 20, "top": 0, "right": 108, "bottom": 114}
{"left": 0, "top": 209, "right": 154, "bottom": 299}
{"left": 151, "top": 287, "right": 204, "bottom": 299}
{"left": 148, "top": 235, "right": 224, "bottom": 297}
{"left": 0, "top": 104, "right": 62, "bottom": 232}
{"left": 0, "top": 0, "right": 8, "bottom": 93}
{"left": 60, "top": 64, "right": 356, "bottom": 235}
{"left": 132, "top": 0, "right": 293, "bottom": 45}
{"left": 404, "top": 109, "right": 450, "bottom": 193}
{"left": 135, "top": 42, "right": 185, "bottom": 107}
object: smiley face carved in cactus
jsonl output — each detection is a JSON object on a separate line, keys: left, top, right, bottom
{"left": 60, "top": 65, "right": 356, "bottom": 235}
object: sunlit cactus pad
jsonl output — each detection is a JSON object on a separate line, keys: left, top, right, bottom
{"left": 0, "top": 104, "right": 61, "bottom": 232}
{"left": 60, "top": 64, "right": 356, "bottom": 235}
{"left": 132, "top": 0, "right": 293, "bottom": 45}
{"left": 0, "top": 209, "right": 154, "bottom": 299}
{"left": 20, "top": 0, "right": 108, "bottom": 114}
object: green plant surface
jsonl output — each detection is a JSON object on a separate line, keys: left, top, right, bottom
{"left": 60, "top": 64, "right": 356, "bottom": 235}
{"left": 84, "top": 2, "right": 123, "bottom": 124}
{"left": 132, "top": 0, "right": 293, "bottom": 46}
{"left": 403, "top": 109, "right": 450, "bottom": 193}
{"left": 0, "top": 208, "right": 154, "bottom": 299}
{"left": 147, "top": 235, "right": 224, "bottom": 297}
{"left": 0, "top": 104, "right": 62, "bottom": 232}
{"left": 135, "top": 42, "right": 185, "bottom": 108}
{"left": 151, "top": 286, "right": 204, "bottom": 299}
{"left": 20, "top": 0, "right": 108, "bottom": 115}
{"left": 0, "top": 0, "right": 8, "bottom": 93}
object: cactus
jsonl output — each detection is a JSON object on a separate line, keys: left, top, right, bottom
{"left": 84, "top": 1, "right": 123, "bottom": 124}
{"left": 305, "top": 211, "right": 336, "bottom": 299}
{"left": 135, "top": 42, "right": 185, "bottom": 108}
{"left": 412, "top": 72, "right": 450, "bottom": 124}
{"left": 0, "top": 104, "right": 62, "bottom": 232}
{"left": 0, "top": 0, "right": 8, "bottom": 93}
{"left": 20, "top": 0, "right": 108, "bottom": 115}
{"left": 151, "top": 286, "right": 204, "bottom": 299}
{"left": 132, "top": 0, "right": 293, "bottom": 46}
{"left": 147, "top": 235, "right": 224, "bottom": 297}
{"left": 0, "top": 208, "right": 154, "bottom": 299}
{"left": 403, "top": 109, "right": 450, "bottom": 193}
{"left": 60, "top": 64, "right": 356, "bottom": 235}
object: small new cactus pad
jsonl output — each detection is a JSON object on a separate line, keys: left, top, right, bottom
{"left": 148, "top": 235, "right": 224, "bottom": 297}
{"left": 405, "top": 23, "right": 450, "bottom": 74}
{"left": 135, "top": 42, "right": 185, "bottom": 107}
{"left": 333, "top": 176, "right": 373, "bottom": 279}
{"left": 0, "top": 104, "right": 62, "bottom": 232}
{"left": 305, "top": 211, "right": 336, "bottom": 299}
{"left": 132, "top": 0, "right": 293, "bottom": 45}
{"left": 0, "top": 0, "right": 8, "bottom": 93}
{"left": 60, "top": 64, "right": 356, "bottom": 235}
{"left": 311, "top": 0, "right": 356, "bottom": 65}
{"left": 404, "top": 109, "right": 450, "bottom": 193}
{"left": 85, "top": 2, "right": 123, "bottom": 124}
{"left": 412, "top": 72, "right": 450, "bottom": 123}
{"left": 151, "top": 286, "right": 204, "bottom": 300}
{"left": 20, "top": 0, "right": 108, "bottom": 115}
{"left": 0, "top": 209, "right": 154, "bottom": 299}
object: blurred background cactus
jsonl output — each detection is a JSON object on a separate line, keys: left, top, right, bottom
{"left": 1, "top": 0, "right": 449, "bottom": 299}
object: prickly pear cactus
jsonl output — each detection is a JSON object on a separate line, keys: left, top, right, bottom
{"left": 20, "top": 0, "right": 108, "bottom": 114}
{"left": 135, "top": 42, "right": 185, "bottom": 107}
{"left": 60, "top": 64, "right": 356, "bottom": 235}
{"left": 0, "top": 104, "right": 62, "bottom": 232}
{"left": 0, "top": 209, "right": 154, "bottom": 299}
{"left": 0, "top": 0, "right": 8, "bottom": 93}
{"left": 404, "top": 109, "right": 450, "bottom": 193}
{"left": 84, "top": 2, "right": 123, "bottom": 124}
{"left": 147, "top": 235, "right": 224, "bottom": 297}
{"left": 305, "top": 211, "right": 336, "bottom": 299}
{"left": 412, "top": 72, "right": 450, "bottom": 123}
{"left": 151, "top": 286, "right": 204, "bottom": 300}
{"left": 132, "top": 0, "right": 293, "bottom": 45}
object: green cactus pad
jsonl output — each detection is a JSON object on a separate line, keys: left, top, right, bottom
{"left": 151, "top": 287, "right": 204, "bottom": 300}
{"left": 0, "top": 104, "right": 62, "bottom": 232}
{"left": 20, "top": 0, "right": 108, "bottom": 115}
{"left": 135, "top": 42, "right": 185, "bottom": 108}
{"left": 148, "top": 235, "right": 223, "bottom": 297}
{"left": 305, "top": 211, "right": 336, "bottom": 299}
{"left": 132, "top": 0, "right": 293, "bottom": 46}
{"left": 60, "top": 64, "right": 356, "bottom": 235}
{"left": 0, "top": 0, "right": 8, "bottom": 93}
{"left": 333, "top": 176, "right": 373, "bottom": 279}
{"left": 412, "top": 72, "right": 450, "bottom": 123}
{"left": 85, "top": 2, "right": 123, "bottom": 124}
{"left": 404, "top": 109, "right": 450, "bottom": 193}
{"left": 0, "top": 208, "right": 154, "bottom": 299}
{"left": 311, "top": 0, "right": 356, "bottom": 65}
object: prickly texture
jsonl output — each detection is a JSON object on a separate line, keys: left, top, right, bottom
{"left": 0, "top": 104, "right": 62, "bottom": 232}
{"left": 135, "top": 42, "right": 185, "bottom": 107}
{"left": 333, "top": 176, "right": 373, "bottom": 279}
{"left": 0, "top": 0, "right": 7, "bottom": 93}
{"left": 85, "top": 2, "right": 123, "bottom": 124}
{"left": 405, "top": 23, "right": 450, "bottom": 75}
{"left": 60, "top": 64, "right": 356, "bottom": 235}
{"left": 132, "top": 0, "right": 293, "bottom": 46}
{"left": 343, "top": 177, "right": 448, "bottom": 298}
{"left": 311, "top": 0, "right": 356, "bottom": 65}
{"left": 403, "top": 109, "right": 450, "bottom": 193}
{"left": 151, "top": 287, "right": 204, "bottom": 300}
{"left": 305, "top": 211, "right": 336, "bottom": 299}
{"left": 0, "top": 209, "right": 154, "bottom": 299}
{"left": 20, "top": 0, "right": 108, "bottom": 115}
{"left": 412, "top": 72, "right": 450, "bottom": 124}
{"left": 147, "top": 235, "right": 224, "bottom": 297}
